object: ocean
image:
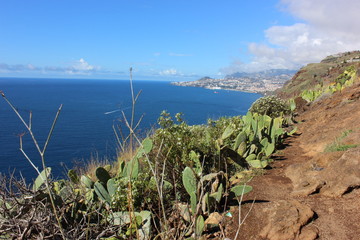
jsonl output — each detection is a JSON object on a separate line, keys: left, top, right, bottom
{"left": 0, "top": 78, "right": 261, "bottom": 180}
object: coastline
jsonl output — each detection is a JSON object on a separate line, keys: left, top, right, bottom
{"left": 171, "top": 82, "right": 269, "bottom": 95}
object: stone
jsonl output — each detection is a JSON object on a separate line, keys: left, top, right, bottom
{"left": 286, "top": 147, "right": 360, "bottom": 197}
{"left": 319, "top": 147, "right": 360, "bottom": 197}
{"left": 260, "top": 200, "right": 315, "bottom": 240}
{"left": 285, "top": 162, "right": 325, "bottom": 196}
{"left": 298, "top": 225, "right": 319, "bottom": 240}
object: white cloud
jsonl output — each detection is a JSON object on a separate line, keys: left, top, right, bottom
{"left": 159, "top": 68, "right": 178, "bottom": 76}
{"left": 27, "top": 64, "right": 37, "bottom": 70}
{"left": 282, "top": 0, "right": 360, "bottom": 41}
{"left": 156, "top": 68, "right": 199, "bottom": 79}
{"left": 73, "top": 58, "right": 95, "bottom": 71}
{"left": 0, "top": 58, "right": 101, "bottom": 76}
{"left": 0, "top": 63, "right": 40, "bottom": 72}
{"left": 66, "top": 58, "right": 99, "bottom": 75}
{"left": 221, "top": 0, "right": 360, "bottom": 74}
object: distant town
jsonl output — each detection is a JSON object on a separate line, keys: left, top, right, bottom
{"left": 171, "top": 69, "right": 296, "bottom": 94}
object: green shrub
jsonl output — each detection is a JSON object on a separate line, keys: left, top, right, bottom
{"left": 301, "top": 89, "right": 323, "bottom": 102}
{"left": 249, "top": 96, "right": 291, "bottom": 118}
{"left": 336, "top": 65, "right": 356, "bottom": 85}
{"left": 111, "top": 175, "right": 151, "bottom": 211}
{"left": 301, "top": 65, "right": 358, "bottom": 103}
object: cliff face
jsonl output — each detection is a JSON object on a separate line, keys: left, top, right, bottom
{"left": 225, "top": 51, "right": 360, "bottom": 240}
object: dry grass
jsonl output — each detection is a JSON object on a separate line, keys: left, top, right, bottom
{"left": 75, "top": 156, "right": 115, "bottom": 181}
{"left": 73, "top": 145, "right": 140, "bottom": 181}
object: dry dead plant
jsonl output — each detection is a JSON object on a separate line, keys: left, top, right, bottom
{"left": 1, "top": 90, "right": 66, "bottom": 239}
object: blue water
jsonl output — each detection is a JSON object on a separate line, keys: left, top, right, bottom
{"left": 0, "top": 78, "right": 260, "bottom": 180}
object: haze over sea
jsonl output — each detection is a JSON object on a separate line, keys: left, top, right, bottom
{"left": 0, "top": 78, "right": 260, "bottom": 180}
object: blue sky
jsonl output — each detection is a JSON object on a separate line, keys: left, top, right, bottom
{"left": 1, "top": 0, "right": 359, "bottom": 81}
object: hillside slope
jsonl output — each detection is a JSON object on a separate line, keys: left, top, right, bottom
{"left": 277, "top": 51, "right": 360, "bottom": 99}
{"left": 225, "top": 53, "right": 360, "bottom": 239}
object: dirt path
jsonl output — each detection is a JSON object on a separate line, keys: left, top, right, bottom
{"left": 225, "top": 83, "right": 360, "bottom": 240}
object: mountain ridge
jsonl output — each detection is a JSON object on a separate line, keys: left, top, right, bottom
{"left": 225, "top": 69, "right": 297, "bottom": 79}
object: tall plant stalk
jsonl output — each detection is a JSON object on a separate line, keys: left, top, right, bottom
{"left": 128, "top": 67, "right": 142, "bottom": 155}
{"left": 1, "top": 91, "right": 66, "bottom": 240}
{"left": 113, "top": 69, "right": 170, "bottom": 238}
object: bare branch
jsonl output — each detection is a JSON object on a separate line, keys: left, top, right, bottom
{"left": 42, "top": 104, "right": 63, "bottom": 155}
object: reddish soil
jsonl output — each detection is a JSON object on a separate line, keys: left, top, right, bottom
{"left": 224, "top": 83, "right": 360, "bottom": 240}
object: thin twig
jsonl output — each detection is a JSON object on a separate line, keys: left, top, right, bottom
{"left": 113, "top": 125, "right": 124, "bottom": 152}
{"left": 19, "top": 136, "right": 41, "bottom": 177}
{"left": 129, "top": 67, "right": 135, "bottom": 153}
{"left": 234, "top": 181, "right": 255, "bottom": 240}
{"left": 42, "top": 104, "right": 63, "bottom": 155}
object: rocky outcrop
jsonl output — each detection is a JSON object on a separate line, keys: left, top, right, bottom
{"left": 286, "top": 147, "right": 360, "bottom": 197}
{"left": 260, "top": 200, "right": 317, "bottom": 240}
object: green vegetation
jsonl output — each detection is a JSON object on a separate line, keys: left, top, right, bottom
{"left": 277, "top": 51, "right": 360, "bottom": 98}
{"left": 324, "top": 129, "right": 359, "bottom": 152}
{"left": 0, "top": 75, "right": 296, "bottom": 239}
{"left": 335, "top": 65, "right": 356, "bottom": 85}
{"left": 300, "top": 65, "right": 357, "bottom": 102}
{"left": 3, "top": 52, "right": 360, "bottom": 239}
{"left": 327, "top": 144, "right": 359, "bottom": 152}
{"left": 249, "top": 96, "right": 291, "bottom": 118}
{"left": 5, "top": 54, "right": 359, "bottom": 238}
{"left": 301, "top": 86, "right": 323, "bottom": 102}
{"left": 279, "top": 62, "right": 333, "bottom": 96}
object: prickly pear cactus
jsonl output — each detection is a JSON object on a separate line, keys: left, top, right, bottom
{"left": 107, "top": 178, "right": 117, "bottom": 197}
{"left": 123, "top": 158, "right": 139, "bottom": 179}
{"left": 182, "top": 167, "right": 197, "bottom": 195}
{"left": 182, "top": 167, "right": 198, "bottom": 213}
{"left": 189, "top": 151, "right": 202, "bottom": 176}
{"left": 247, "top": 159, "right": 268, "bottom": 168}
{"left": 233, "top": 131, "right": 247, "bottom": 150}
{"left": 264, "top": 142, "right": 275, "bottom": 157}
{"left": 142, "top": 138, "right": 153, "bottom": 154}
{"left": 68, "top": 169, "right": 79, "bottom": 184}
{"left": 32, "top": 167, "right": 51, "bottom": 192}
{"left": 81, "top": 175, "right": 94, "bottom": 189}
{"left": 221, "top": 126, "right": 234, "bottom": 140}
{"left": 237, "top": 141, "right": 247, "bottom": 156}
{"left": 94, "top": 181, "right": 111, "bottom": 204}
{"left": 95, "top": 167, "right": 111, "bottom": 184}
